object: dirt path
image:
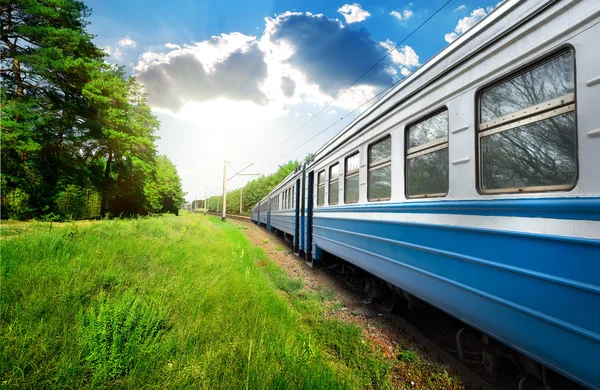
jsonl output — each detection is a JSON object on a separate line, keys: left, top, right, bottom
{"left": 234, "top": 218, "right": 462, "bottom": 389}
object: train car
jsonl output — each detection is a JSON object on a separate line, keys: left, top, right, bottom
{"left": 291, "top": 0, "right": 600, "bottom": 388}
{"left": 268, "top": 167, "right": 303, "bottom": 250}
{"left": 251, "top": 202, "right": 259, "bottom": 223}
{"left": 257, "top": 198, "right": 269, "bottom": 227}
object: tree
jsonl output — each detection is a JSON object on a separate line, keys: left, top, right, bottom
{"left": 1, "top": 0, "right": 104, "bottom": 217}
{"left": 145, "top": 156, "right": 186, "bottom": 215}
{"left": 1, "top": 1, "right": 185, "bottom": 219}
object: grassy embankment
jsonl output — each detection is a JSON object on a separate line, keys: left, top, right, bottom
{"left": 1, "top": 214, "right": 395, "bottom": 389}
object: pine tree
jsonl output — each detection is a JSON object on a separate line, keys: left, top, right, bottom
{"left": 1, "top": 0, "right": 104, "bottom": 217}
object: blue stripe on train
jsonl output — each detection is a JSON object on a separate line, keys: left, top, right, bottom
{"left": 270, "top": 213, "right": 295, "bottom": 236}
{"left": 316, "top": 197, "right": 600, "bottom": 221}
{"left": 312, "top": 215, "right": 600, "bottom": 389}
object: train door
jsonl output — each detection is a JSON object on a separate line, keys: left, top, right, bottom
{"left": 294, "top": 179, "right": 300, "bottom": 254}
{"left": 306, "top": 171, "right": 314, "bottom": 261}
{"left": 299, "top": 165, "right": 306, "bottom": 255}
{"left": 257, "top": 201, "right": 261, "bottom": 225}
{"left": 267, "top": 197, "right": 271, "bottom": 230}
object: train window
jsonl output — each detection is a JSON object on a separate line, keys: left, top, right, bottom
{"left": 317, "top": 171, "right": 325, "bottom": 206}
{"left": 406, "top": 109, "right": 449, "bottom": 197}
{"left": 329, "top": 163, "right": 340, "bottom": 205}
{"left": 345, "top": 153, "right": 360, "bottom": 203}
{"left": 291, "top": 186, "right": 295, "bottom": 209}
{"left": 478, "top": 50, "right": 577, "bottom": 193}
{"left": 368, "top": 136, "right": 391, "bottom": 201}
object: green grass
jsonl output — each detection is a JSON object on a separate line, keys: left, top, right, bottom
{"left": 1, "top": 215, "right": 393, "bottom": 389}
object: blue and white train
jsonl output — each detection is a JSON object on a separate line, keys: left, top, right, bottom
{"left": 251, "top": 1, "right": 600, "bottom": 388}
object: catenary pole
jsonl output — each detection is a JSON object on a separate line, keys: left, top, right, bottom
{"left": 222, "top": 159, "right": 227, "bottom": 221}
{"left": 240, "top": 188, "right": 243, "bottom": 214}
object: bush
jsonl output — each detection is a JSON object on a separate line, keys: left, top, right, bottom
{"left": 78, "top": 293, "right": 166, "bottom": 382}
{"left": 399, "top": 350, "right": 419, "bottom": 363}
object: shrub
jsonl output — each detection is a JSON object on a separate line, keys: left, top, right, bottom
{"left": 78, "top": 293, "right": 166, "bottom": 382}
{"left": 399, "top": 350, "right": 419, "bottom": 363}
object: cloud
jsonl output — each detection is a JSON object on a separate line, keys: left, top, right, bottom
{"left": 390, "top": 9, "right": 413, "bottom": 21}
{"left": 338, "top": 4, "right": 371, "bottom": 24}
{"left": 454, "top": 5, "right": 467, "bottom": 11}
{"left": 264, "top": 11, "right": 419, "bottom": 101}
{"left": 136, "top": 37, "right": 268, "bottom": 111}
{"left": 104, "top": 45, "right": 122, "bottom": 60}
{"left": 118, "top": 36, "right": 136, "bottom": 47}
{"left": 281, "top": 76, "right": 296, "bottom": 98}
{"left": 380, "top": 40, "right": 419, "bottom": 67}
{"left": 445, "top": 7, "right": 489, "bottom": 43}
{"left": 135, "top": 12, "right": 421, "bottom": 114}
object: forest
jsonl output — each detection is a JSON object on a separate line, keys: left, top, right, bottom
{"left": 1, "top": 0, "right": 185, "bottom": 220}
{"left": 200, "top": 160, "right": 298, "bottom": 215}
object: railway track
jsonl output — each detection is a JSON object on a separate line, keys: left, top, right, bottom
{"left": 204, "top": 211, "right": 251, "bottom": 222}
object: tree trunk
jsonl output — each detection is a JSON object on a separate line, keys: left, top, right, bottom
{"left": 100, "top": 150, "right": 112, "bottom": 217}
{"left": 1, "top": 4, "right": 24, "bottom": 99}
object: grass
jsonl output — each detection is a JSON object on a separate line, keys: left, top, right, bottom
{"left": 1, "top": 215, "right": 395, "bottom": 389}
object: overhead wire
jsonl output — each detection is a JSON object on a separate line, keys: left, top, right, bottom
{"left": 264, "top": 81, "right": 399, "bottom": 172}
{"left": 270, "top": 0, "right": 454, "bottom": 156}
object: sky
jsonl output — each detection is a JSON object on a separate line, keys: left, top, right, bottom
{"left": 84, "top": 0, "right": 500, "bottom": 202}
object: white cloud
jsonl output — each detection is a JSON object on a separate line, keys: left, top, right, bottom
{"left": 445, "top": 7, "right": 491, "bottom": 43}
{"left": 118, "top": 36, "right": 136, "bottom": 47}
{"left": 379, "top": 40, "right": 419, "bottom": 68}
{"left": 104, "top": 45, "right": 122, "bottom": 60}
{"left": 135, "top": 11, "right": 423, "bottom": 116}
{"left": 454, "top": 5, "right": 467, "bottom": 11}
{"left": 338, "top": 4, "right": 371, "bottom": 24}
{"left": 135, "top": 32, "right": 256, "bottom": 73}
{"left": 390, "top": 9, "right": 413, "bottom": 21}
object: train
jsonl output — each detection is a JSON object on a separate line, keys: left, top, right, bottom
{"left": 250, "top": 1, "right": 600, "bottom": 388}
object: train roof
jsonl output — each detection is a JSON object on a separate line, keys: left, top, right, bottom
{"left": 305, "top": 0, "right": 531, "bottom": 167}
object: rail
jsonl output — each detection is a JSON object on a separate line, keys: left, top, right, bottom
{"left": 205, "top": 211, "right": 251, "bottom": 221}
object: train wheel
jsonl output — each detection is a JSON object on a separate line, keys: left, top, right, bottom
{"left": 380, "top": 286, "right": 396, "bottom": 312}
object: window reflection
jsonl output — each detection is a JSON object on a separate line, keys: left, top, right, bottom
{"left": 329, "top": 163, "right": 339, "bottom": 205}
{"left": 317, "top": 171, "right": 325, "bottom": 206}
{"left": 345, "top": 153, "right": 360, "bottom": 204}
{"left": 369, "top": 137, "right": 391, "bottom": 164}
{"left": 369, "top": 165, "right": 391, "bottom": 200}
{"left": 478, "top": 50, "right": 577, "bottom": 193}
{"left": 345, "top": 175, "right": 359, "bottom": 203}
{"left": 406, "top": 110, "right": 449, "bottom": 197}
{"left": 481, "top": 113, "right": 576, "bottom": 190}
{"left": 407, "top": 149, "right": 449, "bottom": 196}
{"left": 346, "top": 153, "right": 359, "bottom": 173}
{"left": 408, "top": 110, "right": 448, "bottom": 149}
{"left": 369, "top": 137, "right": 391, "bottom": 201}
{"left": 481, "top": 52, "right": 574, "bottom": 123}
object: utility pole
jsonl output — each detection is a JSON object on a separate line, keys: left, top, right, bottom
{"left": 218, "top": 160, "right": 259, "bottom": 222}
{"left": 204, "top": 187, "right": 207, "bottom": 215}
{"left": 194, "top": 196, "right": 197, "bottom": 213}
{"left": 240, "top": 188, "right": 243, "bottom": 215}
{"left": 222, "top": 160, "right": 227, "bottom": 221}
